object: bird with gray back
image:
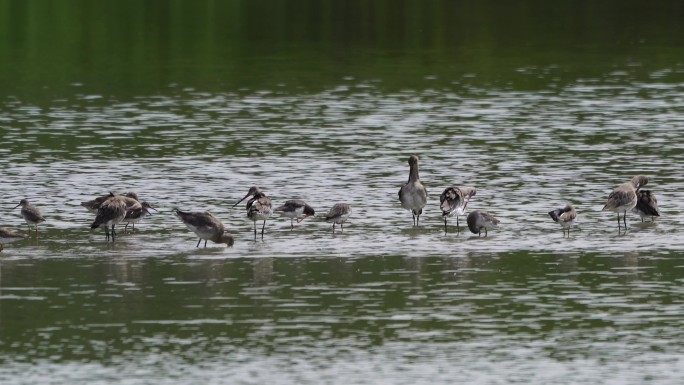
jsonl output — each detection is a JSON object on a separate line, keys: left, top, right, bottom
{"left": 325, "top": 203, "right": 352, "bottom": 234}
{"left": 175, "top": 209, "right": 234, "bottom": 247}
{"left": 275, "top": 199, "right": 315, "bottom": 230}
{"left": 467, "top": 210, "right": 500, "bottom": 237}
{"left": 233, "top": 186, "right": 273, "bottom": 241}
{"left": 90, "top": 195, "right": 128, "bottom": 242}
{"left": 602, "top": 175, "right": 648, "bottom": 232}
{"left": 399, "top": 155, "right": 428, "bottom": 227}
{"left": 14, "top": 199, "right": 46, "bottom": 238}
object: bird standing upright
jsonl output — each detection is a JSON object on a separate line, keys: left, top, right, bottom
{"left": 398, "top": 155, "right": 427, "bottom": 227}
{"left": 14, "top": 199, "right": 46, "bottom": 238}
{"left": 603, "top": 175, "right": 648, "bottom": 231}
{"left": 90, "top": 195, "right": 128, "bottom": 242}
{"left": 233, "top": 186, "right": 273, "bottom": 241}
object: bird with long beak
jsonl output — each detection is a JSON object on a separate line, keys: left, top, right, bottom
{"left": 274, "top": 200, "right": 315, "bottom": 230}
{"left": 233, "top": 186, "right": 273, "bottom": 241}
{"left": 123, "top": 201, "right": 156, "bottom": 233}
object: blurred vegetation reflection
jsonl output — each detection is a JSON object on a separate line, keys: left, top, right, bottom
{"left": 1, "top": 0, "right": 684, "bottom": 97}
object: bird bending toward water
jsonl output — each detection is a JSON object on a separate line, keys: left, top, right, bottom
{"left": 548, "top": 204, "right": 577, "bottom": 237}
{"left": 398, "top": 155, "right": 427, "bottom": 227}
{"left": 0, "top": 227, "right": 25, "bottom": 252}
{"left": 632, "top": 190, "right": 660, "bottom": 222}
{"left": 274, "top": 200, "right": 315, "bottom": 230}
{"left": 325, "top": 203, "right": 352, "bottom": 234}
{"left": 90, "top": 195, "right": 128, "bottom": 242}
{"left": 467, "top": 210, "right": 499, "bottom": 237}
{"left": 233, "top": 186, "right": 273, "bottom": 241}
{"left": 440, "top": 186, "right": 476, "bottom": 234}
{"left": 14, "top": 199, "right": 46, "bottom": 238}
{"left": 175, "top": 209, "right": 234, "bottom": 247}
{"left": 602, "top": 175, "right": 648, "bottom": 231}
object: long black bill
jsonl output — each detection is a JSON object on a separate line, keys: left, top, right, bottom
{"left": 232, "top": 193, "right": 251, "bottom": 208}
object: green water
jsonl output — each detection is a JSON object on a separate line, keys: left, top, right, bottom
{"left": 1, "top": 1, "right": 684, "bottom": 384}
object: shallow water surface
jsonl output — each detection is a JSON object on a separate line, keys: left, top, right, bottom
{"left": 2, "top": 1, "right": 684, "bottom": 384}
{"left": 2, "top": 79, "right": 684, "bottom": 385}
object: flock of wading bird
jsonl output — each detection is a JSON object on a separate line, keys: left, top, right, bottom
{"left": 398, "top": 156, "right": 659, "bottom": 238}
{"left": 0, "top": 155, "right": 661, "bottom": 251}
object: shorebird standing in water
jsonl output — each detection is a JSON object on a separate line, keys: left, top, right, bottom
{"left": 399, "top": 155, "right": 427, "bottom": 227}
{"left": 81, "top": 192, "right": 139, "bottom": 214}
{"left": 81, "top": 192, "right": 115, "bottom": 213}
{"left": 633, "top": 189, "right": 660, "bottom": 222}
{"left": 90, "top": 195, "right": 128, "bottom": 242}
{"left": 325, "top": 203, "right": 352, "bottom": 234}
{"left": 602, "top": 175, "right": 648, "bottom": 232}
{"left": 14, "top": 199, "right": 46, "bottom": 238}
{"left": 0, "top": 227, "right": 25, "bottom": 252}
{"left": 440, "top": 186, "right": 476, "bottom": 234}
{"left": 274, "top": 200, "right": 315, "bottom": 230}
{"left": 233, "top": 186, "right": 273, "bottom": 241}
{"left": 466, "top": 210, "right": 499, "bottom": 237}
{"left": 123, "top": 201, "right": 156, "bottom": 233}
{"left": 175, "top": 209, "right": 234, "bottom": 247}
{"left": 548, "top": 204, "right": 577, "bottom": 237}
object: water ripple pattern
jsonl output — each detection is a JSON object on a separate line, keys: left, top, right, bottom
{"left": 2, "top": 80, "right": 684, "bottom": 384}
{"left": 1, "top": 81, "right": 684, "bottom": 258}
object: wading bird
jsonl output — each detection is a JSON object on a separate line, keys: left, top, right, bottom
{"left": 175, "top": 209, "right": 234, "bottom": 247}
{"left": 14, "top": 199, "right": 46, "bottom": 238}
{"left": 233, "top": 186, "right": 273, "bottom": 241}
{"left": 440, "top": 186, "right": 476, "bottom": 234}
{"left": 399, "top": 155, "right": 427, "bottom": 227}
{"left": 467, "top": 210, "right": 500, "bottom": 237}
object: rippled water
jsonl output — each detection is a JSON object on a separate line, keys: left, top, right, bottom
{"left": 2, "top": 76, "right": 684, "bottom": 384}
{"left": 3, "top": 78, "right": 684, "bottom": 256}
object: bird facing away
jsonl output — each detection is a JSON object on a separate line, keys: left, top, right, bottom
{"left": 274, "top": 199, "right": 315, "bottom": 230}
{"left": 325, "top": 203, "right": 352, "bottom": 234}
{"left": 466, "top": 210, "right": 500, "bottom": 237}
{"left": 602, "top": 175, "right": 649, "bottom": 231}
{"left": 548, "top": 204, "right": 577, "bottom": 237}
{"left": 440, "top": 186, "right": 476, "bottom": 234}
{"left": 175, "top": 209, "right": 234, "bottom": 247}
{"left": 81, "top": 192, "right": 115, "bottom": 213}
{"left": 398, "top": 155, "right": 428, "bottom": 227}
{"left": 233, "top": 186, "right": 273, "bottom": 241}
{"left": 632, "top": 190, "right": 660, "bottom": 222}
{"left": 14, "top": 199, "right": 46, "bottom": 238}
{"left": 123, "top": 201, "right": 155, "bottom": 233}
{"left": 81, "top": 192, "right": 139, "bottom": 214}
{"left": 0, "top": 227, "right": 25, "bottom": 252}
{"left": 90, "top": 195, "right": 128, "bottom": 242}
